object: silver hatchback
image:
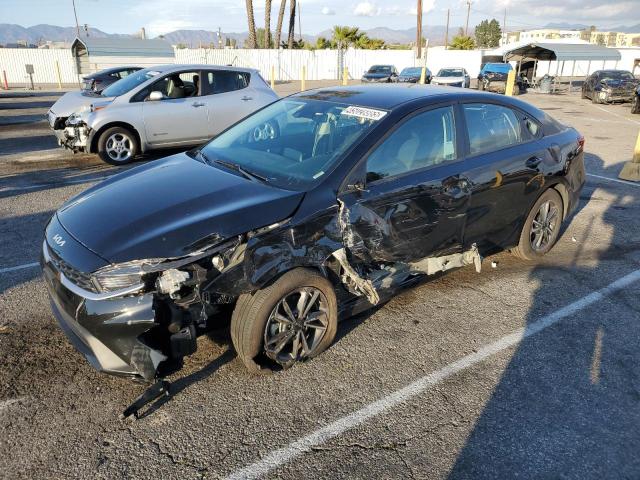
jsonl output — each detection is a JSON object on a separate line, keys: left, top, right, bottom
{"left": 48, "top": 64, "right": 279, "bottom": 165}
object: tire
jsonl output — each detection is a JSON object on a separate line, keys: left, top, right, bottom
{"left": 581, "top": 87, "right": 587, "bottom": 99}
{"left": 231, "top": 268, "right": 338, "bottom": 373}
{"left": 478, "top": 81, "right": 485, "bottom": 91}
{"left": 97, "top": 126, "right": 138, "bottom": 166}
{"left": 631, "top": 95, "right": 640, "bottom": 114}
{"left": 591, "top": 92, "right": 600, "bottom": 104}
{"left": 511, "top": 189, "right": 564, "bottom": 261}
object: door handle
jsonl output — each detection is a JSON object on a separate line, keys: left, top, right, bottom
{"left": 192, "top": 102, "right": 205, "bottom": 107}
{"left": 241, "top": 96, "right": 253, "bottom": 101}
{"left": 526, "top": 156, "right": 542, "bottom": 169}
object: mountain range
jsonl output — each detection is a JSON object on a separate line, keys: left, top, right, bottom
{"left": 2, "top": 22, "right": 640, "bottom": 47}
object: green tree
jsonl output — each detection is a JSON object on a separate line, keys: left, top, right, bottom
{"left": 315, "top": 36, "right": 332, "bottom": 49}
{"left": 450, "top": 35, "right": 476, "bottom": 50}
{"left": 475, "top": 19, "right": 501, "bottom": 48}
{"left": 355, "top": 34, "right": 386, "bottom": 50}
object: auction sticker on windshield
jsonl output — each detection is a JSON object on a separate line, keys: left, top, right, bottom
{"left": 341, "top": 105, "right": 388, "bottom": 121}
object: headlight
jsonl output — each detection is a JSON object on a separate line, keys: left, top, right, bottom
{"left": 91, "top": 260, "right": 152, "bottom": 292}
{"left": 65, "top": 113, "right": 84, "bottom": 126}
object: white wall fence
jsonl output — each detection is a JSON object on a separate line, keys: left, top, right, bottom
{"left": 1, "top": 46, "right": 639, "bottom": 86}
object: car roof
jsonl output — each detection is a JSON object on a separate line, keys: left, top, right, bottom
{"left": 142, "top": 64, "right": 259, "bottom": 74}
{"left": 292, "top": 84, "right": 479, "bottom": 110}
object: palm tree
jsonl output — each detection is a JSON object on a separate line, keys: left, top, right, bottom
{"left": 274, "top": 0, "right": 286, "bottom": 49}
{"left": 245, "top": 0, "right": 258, "bottom": 48}
{"left": 264, "top": 0, "right": 272, "bottom": 48}
{"left": 287, "top": 0, "right": 296, "bottom": 49}
{"left": 332, "top": 26, "right": 361, "bottom": 49}
{"left": 450, "top": 35, "right": 476, "bottom": 50}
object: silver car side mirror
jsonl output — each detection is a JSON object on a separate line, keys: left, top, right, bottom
{"left": 148, "top": 91, "right": 163, "bottom": 101}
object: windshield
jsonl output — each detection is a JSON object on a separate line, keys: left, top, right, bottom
{"left": 401, "top": 67, "right": 422, "bottom": 75}
{"left": 368, "top": 66, "right": 392, "bottom": 74}
{"left": 601, "top": 71, "right": 634, "bottom": 81}
{"left": 101, "top": 69, "right": 160, "bottom": 97}
{"left": 199, "top": 99, "right": 384, "bottom": 190}
{"left": 482, "top": 63, "right": 512, "bottom": 74}
{"left": 437, "top": 69, "right": 463, "bottom": 77}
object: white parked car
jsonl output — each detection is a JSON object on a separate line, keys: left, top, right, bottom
{"left": 47, "top": 64, "right": 278, "bottom": 165}
{"left": 431, "top": 68, "right": 471, "bottom": 88}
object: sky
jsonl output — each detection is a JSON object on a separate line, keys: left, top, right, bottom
{"left": 1, "top": 0, "right": 638, "bottom": 37}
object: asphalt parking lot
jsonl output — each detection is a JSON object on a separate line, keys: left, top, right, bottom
{"left": 1, "top": 82, "right": 640, "bottom": 479}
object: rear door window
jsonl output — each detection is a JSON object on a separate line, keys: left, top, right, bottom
{"left": 463, "top": 103, "right": 522, "bottom": 155}
{"left": 202, "top": 71, "right": 251, "bottom": 95}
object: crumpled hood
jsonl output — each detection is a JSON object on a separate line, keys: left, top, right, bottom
{"left": 57, "top": 153, "right": 305, "bottom": 263}
{"left": 49, "top": 91, "right": 114, "bottom": 117}
{"left": 432, "top": 76, "right": 464, "bottom": 84}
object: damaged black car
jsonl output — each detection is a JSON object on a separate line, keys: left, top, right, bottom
{"left": 42, "top": 85, "right": 585, "bottom": 391}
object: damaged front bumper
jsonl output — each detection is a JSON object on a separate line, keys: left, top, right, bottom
{"left": 49, "top": 113, "right": 91, "bottom": 152}
{"left": 41, "top": 240, "right": 166, "bottom": 380}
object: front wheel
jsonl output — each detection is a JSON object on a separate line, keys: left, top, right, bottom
{"left": 631, "top": 95, "right": 640, "bottom": 114}
{"left": 97, "top": 126, "right": 138, "bottom": 165}
{"left": 511, "top": 189, "right": 563, "bottom": 261}
{"left": 231, "top": 268, "right": 338, "bottom": 373}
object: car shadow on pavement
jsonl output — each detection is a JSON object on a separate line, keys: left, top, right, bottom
{"left": 448, "top": 155, "right": 640, "bottom": 479}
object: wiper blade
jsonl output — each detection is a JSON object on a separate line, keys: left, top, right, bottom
{"left": 213, "top": 159, "right": 269, "bottom": 183}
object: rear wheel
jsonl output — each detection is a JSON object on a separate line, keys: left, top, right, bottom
{"left": 511, "top": 189, "right": 563, "bottom": 261}
{"left": 231, "top": 268, "right": 338, "bottom": 373}
{"left": 97, "top": 126, "right": 138, "bottom": 165}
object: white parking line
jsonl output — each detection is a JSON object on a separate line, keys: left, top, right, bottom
{"left": 588, "top": 104, "right": 640, "bottom": 126}
{"left": 587, "top": 173, "right": 640, "bottom": 187}
{"left": 0, "top": 262, "right": 39, "bottom": 274}
{"left": 225, "top": 267, "right": 640, "bottom": 480}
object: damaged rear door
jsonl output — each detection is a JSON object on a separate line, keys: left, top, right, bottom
{"left": 338, "top": 104, "right": 470, "bottom": 265}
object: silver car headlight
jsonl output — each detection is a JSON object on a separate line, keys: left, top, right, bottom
{"left": 65, "top": 113, "right": 85, "bottom": 126}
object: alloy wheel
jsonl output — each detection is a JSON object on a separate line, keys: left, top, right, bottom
{"left": 264, "top": 287, "right": 329, "bottom": 366}
{"left": 105, "top": 132, "right": 133, "bottom": 162}
{"left": 530, "top": 200, "right": 560, "bottom": 252}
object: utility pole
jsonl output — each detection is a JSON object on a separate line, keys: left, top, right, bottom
{"left": 465, "top": 0, "right": 472, "bottom": 37}
{"left": 416, "top": 0, "right": 423, "bottom": 58}
{"left": 72, "top": 0, "right": 80, "bottom": 38}
{"left": 503, "top": 8, "right": 507, "bottom": 44}
{"left": 445, "top": 9, "right": 450, "bottom": 49}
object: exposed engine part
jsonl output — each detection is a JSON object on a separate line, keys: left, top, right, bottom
{"left": 156, "top": 269, "right": 190, "bottom": 298}
{"left": 211, "top": 255, "right": 224, "bottom": 271}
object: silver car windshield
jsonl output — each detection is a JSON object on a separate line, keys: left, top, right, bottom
{"left": 200, "top": 99, "right": 383, "bottom": 190}
{"left": 101, "top": 69, "right": 160, "bottom": 97}
{"left": 437, "top": 69, "right": 463, "bottom": 77}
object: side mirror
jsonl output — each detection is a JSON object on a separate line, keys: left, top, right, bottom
{"left": 148, "top": 91, "right": 163, "bottom": 101}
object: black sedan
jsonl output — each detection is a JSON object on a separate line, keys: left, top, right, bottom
{"left": 41, "top": 85, "right": 585, "bottom": 388}
{"left": 581, "top": 69, "right": 639, "bottom": 104}
{"left": 81, "top": 66, "right": 142, "bottom": 93}
{"left": 361, "top": 65, "right": 398, "bottom": 83}
{"left": 398, "top": 66, "right": 432, "bottom": 84}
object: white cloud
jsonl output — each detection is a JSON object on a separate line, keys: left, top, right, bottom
{"left": 353, "top": 2, "right": 381, "bottom": 16}
{"left": 321, "top": 6, "right": 336, "bottom": 15}
{"left": 408, "top": 0, "right": 436, "bottom": 16}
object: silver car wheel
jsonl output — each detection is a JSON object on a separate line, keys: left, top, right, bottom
{"left": 530, "top": 200, "right": 560, "bottom": 252}
{"left": 105, "top": 133, "right": 133, "bottom": 162}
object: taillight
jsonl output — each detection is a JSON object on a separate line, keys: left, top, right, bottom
{"left": 577, "top": 135, "right": 585, "bottom": 151}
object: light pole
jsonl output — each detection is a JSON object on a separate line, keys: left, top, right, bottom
{"left": 416, "top": 0, "right": 423, "bottom": 58}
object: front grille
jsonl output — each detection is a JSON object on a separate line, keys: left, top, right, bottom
{"left": 46, "top": 243, "right": 97, "bottom": 293}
